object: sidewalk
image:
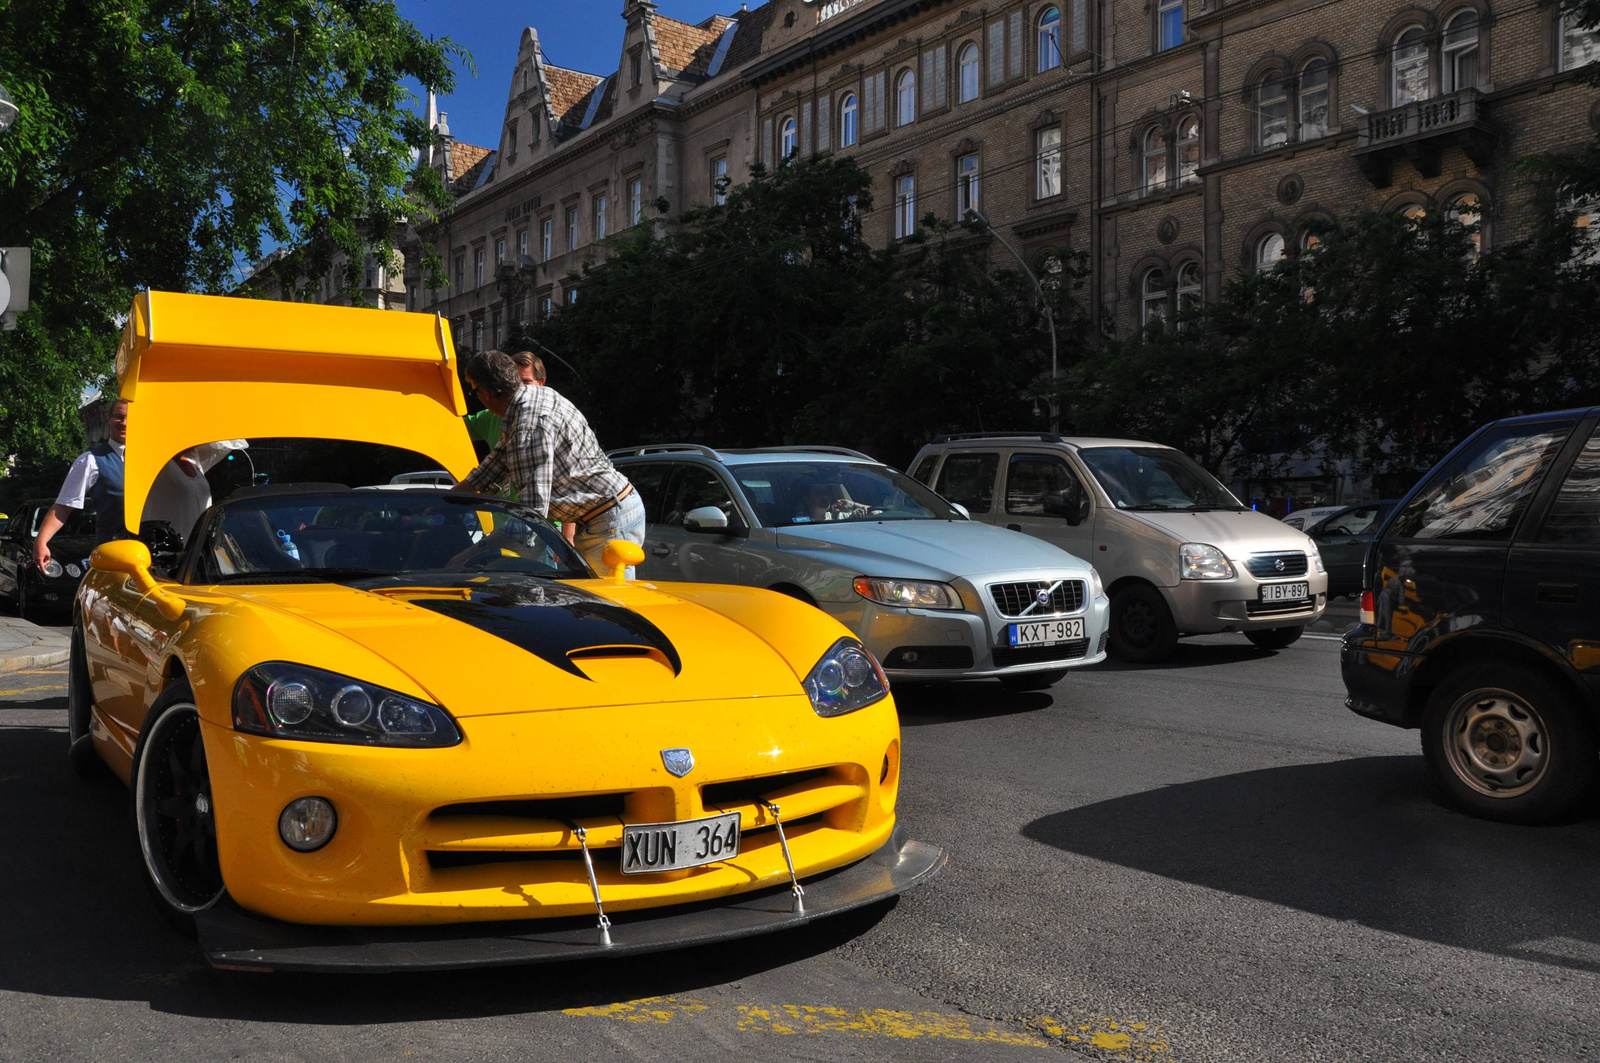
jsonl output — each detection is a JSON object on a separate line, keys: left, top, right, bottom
{"left": 0, "top": 614, "right": 70, "bottom": 674}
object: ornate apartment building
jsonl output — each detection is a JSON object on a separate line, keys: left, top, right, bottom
{"left": 385, "top": 0, "right": 1596, "bottom": 350}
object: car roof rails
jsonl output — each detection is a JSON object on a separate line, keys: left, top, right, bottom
{"left": 606, "top": 443, "right": 725, "bottom": 461}
{"left": 932, "top": 432, "right": 1066, "bottom": 444}
{"left": 725, "top": 445, "right": 877, "bottom": 461}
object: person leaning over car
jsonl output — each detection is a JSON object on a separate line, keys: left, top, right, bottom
{"left": 463, "top": 350, "right": 545, "bottom": 450}
{"left": 456, "top": 349, "right": 645, "bottom": 574}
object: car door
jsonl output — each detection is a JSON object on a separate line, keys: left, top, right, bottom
{"left": 1312, "top": 503, "right": 1388, "bottom": 594}
{"left": 640, "top": 463, "right": 753, "bottom": 586}
{"left": 1000, "top": 451, "right": 1095, "bottom": 562}
{"left": 931, "top": 450, "right": 999, "bottom": 524}
{"left": 1504, "top": 416, "right": 1600, "bottom": 700}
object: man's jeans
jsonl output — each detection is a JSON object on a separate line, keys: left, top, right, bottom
{"left": 572, "top": 491, "right": 647, "bottom": 578}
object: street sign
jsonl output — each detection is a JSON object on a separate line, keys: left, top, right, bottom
{"left": 0, "top": 247, "right": 30, "bottom": 331}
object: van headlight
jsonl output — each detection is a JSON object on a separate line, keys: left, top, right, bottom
{"left": 804, "top": 638, "right": 890, "bottom": 717}
{"left": 233, "top": 663, "right": 461, "bottom": 747}
{"left": 1180, "top": 543, "right": 1235, "bottom": 580}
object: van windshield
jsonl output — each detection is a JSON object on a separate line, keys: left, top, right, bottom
{"left": 1077, "top": 447, "right": 1244, "bottom": 511}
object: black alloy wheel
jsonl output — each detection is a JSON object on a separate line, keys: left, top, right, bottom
{"left": 1109, "top": 584, "right": 1178, "bottom": 663}
{"left": 1245, "top": 626, "right": 1304, "bottom": 650}
{"left": 1421, "top": 663, "right": 1599, "bottom": 824}
{"left": 132, "top": 682, "right": 226, "bottom": 931}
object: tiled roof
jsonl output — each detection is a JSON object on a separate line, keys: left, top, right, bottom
{"left": 654, "top": 14, "right": 726, "bottom": 79}
{"left": 449, "top": 141, "right": 492, "bottom": 183}
{"left": 545, "top": 65, "right": 605, "bottom": 126}
{"left": 721, "top": 6, "right": 776, "bottom": 71}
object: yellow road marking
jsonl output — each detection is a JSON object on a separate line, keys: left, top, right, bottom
{"left": 564, "top": 995, "right": 1170, "bottom": 1055}
{"left": 17, "top": 669, "right": 67, "bottom": 675}
{"left": 0, "top": 684, "right": 67, "bottom": 696}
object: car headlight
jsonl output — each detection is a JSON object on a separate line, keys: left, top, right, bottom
{"left": 852, "top": 576, "right": 961, "bottom": 610}
{"left": 233, "top": 662, "right": 462, "bottom": 747}
{"left": 1089, "top": 567, "right": 1105, "bottom": 600}
{"left": 65, "top": 562, "right": 82, "bottom": 578}
{"left": 804, "top": 638, "right": 890, "bottom": 717}
{"left": 1311, "top": 547, "right": 1326, "bottom": 574}
{"left": 40, "top": 559, "right": 63, "bottom": 578}
{"left": 1180, "top": 543, "right": 1235, "bottom": 580}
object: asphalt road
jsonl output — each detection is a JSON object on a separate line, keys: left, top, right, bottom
{"left": 3, "top": 628, "right": 1597, "bottom": 1062}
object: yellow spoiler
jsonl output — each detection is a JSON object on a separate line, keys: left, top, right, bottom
{"left": 115, "top": 291, "right": 478, "bottom": 534}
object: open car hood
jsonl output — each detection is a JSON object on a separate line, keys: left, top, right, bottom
{"left": 114, "top": 291, "right": 478, "bottom": 535}
{"left": 225, "top": 574, "right": 805, "bottom": 716}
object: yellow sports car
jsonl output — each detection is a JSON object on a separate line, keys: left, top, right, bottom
{"left": 70, "top": 292, "right": 943, "bottom": 972}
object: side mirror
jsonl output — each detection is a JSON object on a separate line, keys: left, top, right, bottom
{"left": 951, "top": 503, "right": 971, "bottom": 520}
{"left": 601, "top": 539, "right": 646, "bottom": 583}
{"left": 90, "top": 540, "right": 185, "bottom": 620}
{"left": 683, "top": 505, "right": 731, "bottom": 533}
{"left": 1042, "top": 492, "right": 1073, "bottom": 518}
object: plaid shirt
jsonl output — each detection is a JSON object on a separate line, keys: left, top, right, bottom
{"left": 460, "top": 385, "right": 629, "bottom": 523}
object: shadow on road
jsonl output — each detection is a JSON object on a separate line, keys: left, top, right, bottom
{"left": 0, "top": 721, "right": 894, "bottom": 1021}
{"left": 1023, "top": 755, "right": 1600, "bottom": 972}
{"left": 893, "top": 683, "right": 1053, "bottom": 724}
{"left": 1093, "top": 641, "right": 1281, "bottom": 671}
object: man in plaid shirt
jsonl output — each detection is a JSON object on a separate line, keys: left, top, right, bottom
{"left": 459, "top": 350, "right": 645, "bottom": 574}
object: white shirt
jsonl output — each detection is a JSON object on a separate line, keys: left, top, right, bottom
{"left": 55, "top": 440, "right": 248, "bottom": 542}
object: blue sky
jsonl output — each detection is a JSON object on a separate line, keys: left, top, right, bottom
{"left": 397, "top": 0, "right": 741, "bottom": 150}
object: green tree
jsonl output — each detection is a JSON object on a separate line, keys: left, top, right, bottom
{"left": 0, "top": 0, "right": 463, "bottom": 461}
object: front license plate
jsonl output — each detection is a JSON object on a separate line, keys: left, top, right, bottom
{"left": 1259, "top": 581, "right": 1310, "bottom": 603}
{"left": 1008, "top": 617, "right": 1086, "bottom": 647}
{"left": 621, "top": 812, "right": 741, "bottom": 874}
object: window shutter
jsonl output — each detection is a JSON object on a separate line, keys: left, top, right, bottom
{"left": 989, "top": 20, "right": 1005, "bottom": 84}
{"left": 1072, "top": 0, "right": 1088, "bottom": 53}
{"left": 922, "top": 50, "right": 936, "bottom": 111}
{"left": 1009, "top": 11, "right": 1024, "bottom": 78}
{"left": 763, "top": 117, "right": 774, "bottom": 164}
{"left": 934, "top": 45, "right": 948, "bottom": 107}
{"left": 817, "top": 94, "right": 831, "bottom": 151}
{"left": 862, "top": 75, "right": 876, "bottom": 133}
{"left": 869, "top": 71, "right": 887, "bottom": 132}
{"left": 800, "top": 99, "right": 811, "bottom": 154}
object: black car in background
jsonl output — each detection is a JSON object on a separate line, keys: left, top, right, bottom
{"left": 1304, "top": 500, "right": 1398, "bottom": 597}
{"left": 1342, "top": 408, "right": 1600, "bottom": 823}
{"left": 0, "top": 499, "right": 96, "bottom": 621}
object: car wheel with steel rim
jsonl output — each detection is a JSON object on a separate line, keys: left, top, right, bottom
{"left": 131, "top": 680, "right": 226, "bottom": 931}
{"left": 1109, "top": 584, "right": 1177, "bottom": 663}
{"left": 1421, "top": 663, "right": 1598, "bottom": 824}
{"left": 66, "top": 623, "right": 106, "bottom": 778}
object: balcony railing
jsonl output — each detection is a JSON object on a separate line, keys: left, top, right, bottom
{"left": 1352, "top": 87, "right": 1493, "bottom": 188}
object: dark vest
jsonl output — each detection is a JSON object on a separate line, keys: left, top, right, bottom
{"left": 88, "top": 442, "right": 132, "bottom": 546}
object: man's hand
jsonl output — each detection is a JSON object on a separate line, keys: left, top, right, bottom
{"left": 562, "top": 521, "right": 578, "bottom": 545}
{"left": 33, "top": 504, "right": 72, "bottom": 568}
{"left": 33, "top": 538, "right": 51, "bottom": 568}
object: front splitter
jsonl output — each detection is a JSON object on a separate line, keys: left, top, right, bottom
{"left": 196, "top": 832, "right": 946, "bottom": 973}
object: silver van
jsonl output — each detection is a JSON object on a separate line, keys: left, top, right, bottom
{"left": 907, "top": 434, "right": 1329, "bottom": 661}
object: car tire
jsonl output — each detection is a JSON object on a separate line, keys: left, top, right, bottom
{"left": 1245, "top": 626, "right": 1304, "bottom": 650}
{"left": 66, "top": 624, "right": 106, "bottom": 779}
{"left": 17, "top": 573, "right": 39, "bottom": 623}
{"left": 999, "top": 669, "right": 1068, "bottom": 692}
{"left": 131, "top": 679, "right": 227, "bottom": 933}
{"left": 1109, "top": 584, "right": 1178, "bottom": 663}
{"left": 1421, "top": 663, "right": 1599, "bottom": 824}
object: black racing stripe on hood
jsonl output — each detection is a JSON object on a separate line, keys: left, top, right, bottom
{"left": 356, "top": 574, "right": 682, "bottom": 680}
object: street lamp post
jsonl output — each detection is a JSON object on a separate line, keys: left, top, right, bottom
{"left": 964, "top": 208, "right": 1059, "bottom": 434}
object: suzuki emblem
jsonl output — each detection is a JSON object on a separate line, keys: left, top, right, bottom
{"left": 1274, "top": 558, "right": 1286, "bottom": 572}
{"left": 661, "top": 748, "right": 695, "bottom": 777}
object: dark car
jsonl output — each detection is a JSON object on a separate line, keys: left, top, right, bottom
{"left": 1305, "top": 500, "right": 1397, "bottom": 597}
{"left": 1342, "top": 408, "right": 1600, "bottom": 823}
{"left": 0, "top": 500, "right": 97, "bottom": 621}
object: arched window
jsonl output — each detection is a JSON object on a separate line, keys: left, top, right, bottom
{"left": 1447, "top": 193, "right": 1482, "bottom": 260}
{"left": 840, "top": 93, "right": 858, "bottom": 147}
{"left": 897, "top": 69, "right": 917, "bottom": 126}
{"left": 1442, "top": 11, "right": 1479, "bottom": 92}
{"left": 1298, "top": 59, "right": 1330, "bottom": 139}
{"left": 780, "top": 116, "right": 798, "bottom": 159}
{"left": 1039, "top": 7, "right": 1063, "bottom": 71}
{"left": 1259, "top": 75, "right": 1289, "bottom": 149}
{"left": 1176, "top": 115, "right": 1200, "bottom": 185}
{"left": 1256, "top": 232, "right": 1286, "bottom": 271}
{"left": 1142, "top": 127, "right": 1168, "bottom": 193}
{"left": 1141, "top": 269, "right": 1167, "bottom": 329}
{"left": 1392, "top": 27, "right": 1430, "bottom": 105}
{"left": 958, "top": 43, "right": 980, "bottom": 102}
{"left": 1176, "top": 261, "right": 1203, "bottom": 317}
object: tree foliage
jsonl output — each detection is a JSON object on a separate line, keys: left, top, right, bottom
{"left": 0, "top": 0, "right": 462, "bottom": 461}
{"left": 525, "top": 156, "right": 1089, "bottom": 467}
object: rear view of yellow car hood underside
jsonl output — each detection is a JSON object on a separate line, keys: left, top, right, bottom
{"left": 227, "top": 577, "right": 805, "bottom": 715}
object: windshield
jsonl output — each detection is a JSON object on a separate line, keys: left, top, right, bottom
{"left": 190, "top": 492, "right": 591, "bottom": 584}
{"left": 730, "top": 461, "right": 963, "bottom": 526}
{"left": 1076, "top": 447, "right": 1243, "bottom": 511}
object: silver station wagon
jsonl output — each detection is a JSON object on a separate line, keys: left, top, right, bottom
{"left": 608, "top": 445, "right": 1111, "bottom": 689}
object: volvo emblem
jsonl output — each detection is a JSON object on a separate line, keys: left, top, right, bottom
{"left": 661, "top": 748, "right": 695, "bottom": 777}
{"left": 1274, "top": 558, "right": 1286, "bottom": 572}
{"left": 1036, "top": 589, "right": 1052, "bottom": 606}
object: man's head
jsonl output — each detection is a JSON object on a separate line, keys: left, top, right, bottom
{"left": 464, "top": 350, "right": 523, "bottom": 416}
{"left": 510, "top": 350, "right": 547, "bottom": 386}
{"left": 107, "top": 398, "right": 131, "bottom": 445}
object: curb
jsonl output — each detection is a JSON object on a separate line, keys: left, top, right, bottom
{"left": 0, "top": 647, "right": 70, "bottom": 675}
